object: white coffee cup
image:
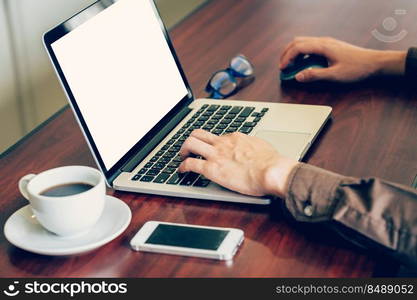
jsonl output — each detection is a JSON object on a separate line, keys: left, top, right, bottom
{"left": 18, "top": 166, "right": 106, "bottom": 237}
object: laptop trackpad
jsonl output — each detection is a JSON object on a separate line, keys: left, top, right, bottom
{"left": 255, "top": 130, "right": 311, "bottom": 160}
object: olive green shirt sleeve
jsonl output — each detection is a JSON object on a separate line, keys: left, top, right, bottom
{"left": 405, "top": 47, "right": 417, "bottom": 80}
{"left": 285, "top": 163, "right": 417, "bottom": 267}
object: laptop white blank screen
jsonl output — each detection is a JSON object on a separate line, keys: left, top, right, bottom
{"left": 51, "top": 0, "right": 188, "bottom": 169}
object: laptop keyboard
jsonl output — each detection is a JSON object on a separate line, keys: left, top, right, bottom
{"left": 131, "top": 104, "right": 269, "bottom": 187}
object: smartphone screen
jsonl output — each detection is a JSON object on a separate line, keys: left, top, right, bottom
{"left": 145, "top": 224, "right": 229, "bottom": 250}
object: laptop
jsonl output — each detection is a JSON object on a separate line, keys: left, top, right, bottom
{"left": 43, "top": 0, "right": 331, "bottom": 205}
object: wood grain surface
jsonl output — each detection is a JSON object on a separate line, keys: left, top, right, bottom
{"left": 1, "top": 0, "right": 417, "bottom": 277}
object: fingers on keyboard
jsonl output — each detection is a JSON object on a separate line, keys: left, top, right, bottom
{"left": 131, "top": 105, "right": 269, "bottom": 186}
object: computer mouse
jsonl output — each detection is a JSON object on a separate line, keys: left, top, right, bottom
{"left": 280, "top": 54, "right": 329, "bottom": 81}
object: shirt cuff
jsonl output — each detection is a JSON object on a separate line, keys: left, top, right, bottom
{"left": 405, "top": 47, "right": 417, "bottom": 80}
{"left": 284, "top": 163, "right": 345, "bottom": 222}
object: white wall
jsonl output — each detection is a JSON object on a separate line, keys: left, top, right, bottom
{"left": 0, "top": 0, "right": 22, "bottom": 151}
{"left": 1, "top": 0, "right": 96, "bottom": 152}
{"left": 5, "top": 0, "right": 97, "bottom": 146}
{"left": 1, "top": 0, "right": 208, "bottom": 153}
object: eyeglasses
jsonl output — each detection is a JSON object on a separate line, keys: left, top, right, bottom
{"left": 205, "top": 55, "right": 254, "bottom": 99}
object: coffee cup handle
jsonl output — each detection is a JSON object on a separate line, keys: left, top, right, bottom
{"left": 18, "top": 174, "right": 36, "bottom": 200}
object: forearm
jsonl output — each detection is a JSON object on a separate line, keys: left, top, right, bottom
{"left": 373, "top": 50, "right": 407, "bottom": 76}
{"left": 282, "top": 163, "right": 417, "bottom": 267}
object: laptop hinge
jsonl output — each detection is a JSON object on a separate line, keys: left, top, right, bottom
{"left": 108, "top": 105, "right": 192, "bottom": 184}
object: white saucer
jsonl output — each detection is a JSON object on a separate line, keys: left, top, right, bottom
{"left": 4, "top": 195, "right": 131, "bottom": 256}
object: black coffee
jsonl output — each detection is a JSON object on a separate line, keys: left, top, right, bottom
{"left": 40, "top": 183, "right": 94, "bottom": 197}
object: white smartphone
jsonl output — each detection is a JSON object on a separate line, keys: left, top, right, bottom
{"left": 130, "top": 221, "right": 244, "bottom": 260}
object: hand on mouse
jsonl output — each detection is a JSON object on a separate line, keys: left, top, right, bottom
{"left": 178, "top": 129, "right": 298, "bottom": 197}
{"left": 280, "top": 37, "right": 407, "bottom": 83}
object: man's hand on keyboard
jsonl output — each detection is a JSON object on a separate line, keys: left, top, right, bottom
{"left": 179, "top": 129, "right": 298, "bottom": 197}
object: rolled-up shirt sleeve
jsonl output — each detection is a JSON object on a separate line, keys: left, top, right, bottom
{"left": 285, "top": 163, "right": 417, "bottom": 266}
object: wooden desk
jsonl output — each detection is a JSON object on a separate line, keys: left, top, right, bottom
{"left": 1, "top": 0, "right": 417, "bottom": 277}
